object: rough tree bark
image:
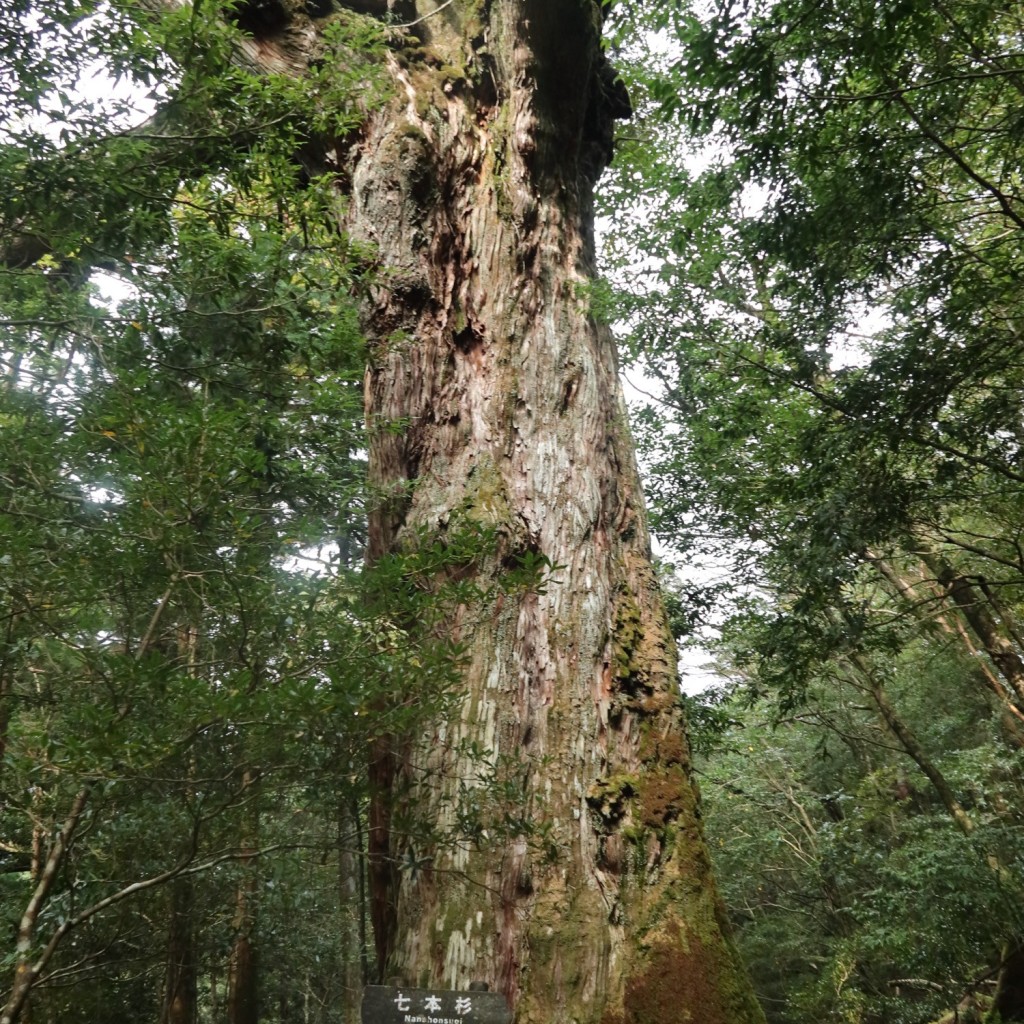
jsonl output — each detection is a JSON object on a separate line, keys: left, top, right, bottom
{"left": 322, "top": 3, "right": 764, "bottom": 1022}
{"left": 160, "top": 878, "right": 198, "bottom": 1024}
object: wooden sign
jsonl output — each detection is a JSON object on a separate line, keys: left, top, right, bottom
{"left": 361, "top": 985, "right": 512, "bottom": 1024}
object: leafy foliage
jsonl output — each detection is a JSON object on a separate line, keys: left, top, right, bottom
{"left": 0, "top": 3, "right": 479, "bottom": 1021}
{"left": 696, "top": 666, "right": 1024, "bottom": 1024}
{"left": 601, "top": 0, "right": 1024, "bottom": 1019}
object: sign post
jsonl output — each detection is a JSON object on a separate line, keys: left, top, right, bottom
{"left": 361, "top": 986, "right": 512, "bottom": 1024}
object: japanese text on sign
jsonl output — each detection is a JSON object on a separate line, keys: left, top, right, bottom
{"left": 391, "top": 992, "right": 474, "bottom": 1023}
{"left": 361, "top": 984, "right": 511, "bottom": 1024}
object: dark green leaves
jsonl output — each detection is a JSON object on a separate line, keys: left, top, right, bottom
{"left": 0, "top": 5, "right": 448, "bottom": 1018}
{"left": 601, "top": 1, "right": 1024, "bottom": 1017}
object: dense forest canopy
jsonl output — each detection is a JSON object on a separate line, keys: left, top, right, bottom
{"left": 602, "top": 0, "right": 1024, "bottom": 1020}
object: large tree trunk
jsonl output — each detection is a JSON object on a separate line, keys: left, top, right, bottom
{"left": 120, "top": 0, "right": 764, "bottom": 1020}
{"left": 336, "top": 3, "right": 763, "bottom": 1023}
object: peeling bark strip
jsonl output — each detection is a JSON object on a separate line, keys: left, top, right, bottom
{"left": 328, "top": 2, "right": 765, "bottom": 1022}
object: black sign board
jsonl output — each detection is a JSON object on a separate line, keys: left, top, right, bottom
{"left": 361, "top": 986, "right": 512, "bottom": 1024}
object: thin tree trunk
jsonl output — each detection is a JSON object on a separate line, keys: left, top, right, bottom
{"left": 366, "top": 737, "right": 397, "bottom": 983}
{"left": 227, "top": 925, "right": 258, "bottom": 1024}
{"left": 864, "top": 670, "right": 976, "bottom": 836}
{"left": 338, "top": 801, "right": 362, "bottom": 1024}
{"left": 1, "top": 786, "right": 91, "bottom": 1024}
{"left": 227, "top": 772, "right": 259, "bottom": 1024}
{"left": 872, "top": 555, "right": 1024, "bottom": 743}
{"left": 917, "top": 546, "right": 1024, "bottom": 706}
{"left": 162, "top": 626, "right": 199, "bottom": 1024}
{"left": 841, "top": 637, "right": 1021, "bottom": 892}
{"left": 209, "top": 964, "right": 219, "bottom": 1022}
{"left": 160, "top": 878, "right": 198, "bottom": 1024}
{"left": 0, "top": 606, "right": 20, "bottom": 788}
{"left": 833, "top": 605, "right": 977, "bottom": 836}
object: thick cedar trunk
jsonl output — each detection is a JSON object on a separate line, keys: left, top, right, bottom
{"left": 336, "top": 3, "right": 763, "bottom": 1022}
{"left": 4, "top": 1, "right": 761, "bottom": 1021}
